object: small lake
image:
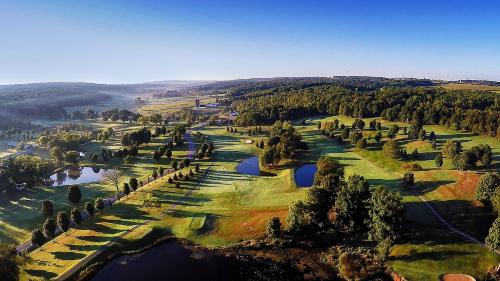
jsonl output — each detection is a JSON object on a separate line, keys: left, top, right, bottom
{"left": 294, "top": 164, "right": 317, "bottom": 187}
{"left": 50, "top": 167, "right": 103, "bottom": 186}
{"left": 235, "top": 156, "right": 260, "bottom": 176}
{"left": 91, "top": 241, "right": 240, "bottom": 281}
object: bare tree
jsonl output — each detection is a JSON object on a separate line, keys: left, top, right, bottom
{"left": 101, "top": 169, "right": 123, "bottom": 195}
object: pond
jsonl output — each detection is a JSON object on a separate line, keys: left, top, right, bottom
{"left": 49, "top": 167, "right": 103, "bottom": 186}
{"left": 235, "top": 156, "right": 260, "bottom": 176}
{"left": 91, "top": 240, "right": 241, "bottom": 281}
{"left": 294, "top": 164, "right": 317, "bottom": 187}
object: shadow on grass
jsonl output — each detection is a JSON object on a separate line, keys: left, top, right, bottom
{"left": 52, "top": 251, "right": 86, "bottom": 260}
{"left": 24, "top": 269, "right": 58, "bottom": 279}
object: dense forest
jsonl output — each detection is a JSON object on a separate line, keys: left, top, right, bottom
{"left": 234, "top": 85, "right": 499, "bottom": 137}
{"left": 198, "top": 76, "right": 433, "bottom": 98}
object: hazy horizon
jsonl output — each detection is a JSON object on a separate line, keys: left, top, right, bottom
{"left": 1, "top": 0, "right": 500, "bottom": 84}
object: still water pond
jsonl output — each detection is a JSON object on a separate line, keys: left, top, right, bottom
{"left": 91, "top": 241, "right": 239, "bottom": 281}
{"left": 235, "top": 156, "right": 260, "bottom": 176}
{"left": 50, "top": 167, "right": 103, "bottom": 186}
{"left": 294, "top": 164, "right": 317, "bottom": 187}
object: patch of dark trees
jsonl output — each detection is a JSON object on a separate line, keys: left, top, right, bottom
{"left": 234, "top": 86, "right": 499, "bottom": 137}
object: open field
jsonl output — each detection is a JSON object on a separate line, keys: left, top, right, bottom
{"left": 436, "top": 83, "right": 500, "bottom": 93}
{"left": 137, "top": 95, "right": 217, "bottom": 115}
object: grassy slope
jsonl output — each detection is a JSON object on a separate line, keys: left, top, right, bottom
{"left": 163, "top": 126, "right": 307, "bottom": 245}
{"left": 307, "top": 115, "right": 500, "bottom": 280}
{"left": 0, "top": 121, "right": 190, "bottom": 244}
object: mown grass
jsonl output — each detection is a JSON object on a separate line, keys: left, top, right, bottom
{"left": 0, "top": 121, "right": 192, "bottom": 244}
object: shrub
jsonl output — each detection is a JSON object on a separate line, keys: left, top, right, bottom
{"left": 401, "top": 162, "right": 422, "bottom": 171}
{"left": 265, "top": 217, "right": 282, "bottom": 238}
{"left": 403, "top": 172, "right": 415, "bottom": 185}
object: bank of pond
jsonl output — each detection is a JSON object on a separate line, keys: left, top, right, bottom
{"left": 294, "top": 164, "right": 317, "bottom": 188}
{"left": 49, "top": 166, "right": 104, "bottom": 186}
{"left": 90, "top": 239, "right": 298, "bottom": 281}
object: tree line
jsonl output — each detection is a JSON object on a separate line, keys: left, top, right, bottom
{"left": 234, "top": 85, "right": 499, "bottom": 138}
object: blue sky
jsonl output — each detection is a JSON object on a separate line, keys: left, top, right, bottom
{"left": 0, "top": 0, "right": 499, "bottom": 84}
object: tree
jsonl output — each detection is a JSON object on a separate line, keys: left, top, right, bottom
{"left": 452, "top": 151, "right": 474, "bottom": 171}
{"left": 71, "top": 208, "right": 82, "bottom": 225}
{"left": 374, "top": 131, "right": 382, "bottom": 142}
{"left": 129, "top": 177, "right": 139, "bottom": 191}
{"left": 165, "top": 149, "right": 172, "bottom": 159}
{"left": 334, "top": 174, "right": 371, "bottom": 232}
{"left": 265, "top": 217, "right": 282, "bottom": 238}
{"left": 42, "top": 218, "right": 56, "bottom": 240}
{"left": 67, "top": 185, "right": 82, "bottom": 203}
{"left": 429, "top": 131, "right": 436, "bottom": 141}
{"left": 101, "top": 169, "right": 123, "bottom": 194}
{"left": 183, "top": 158, "right": 191, "bottom": 168}
{"left": 486, "top": 218, "right": 500, "bottom": 251}
{"left": 435, "top": 153, "right": 443, "bottom": 168}
{"left": 195, "top": 163, "right": 200, "bottom": 172}
{"left": 387, "top": 124, "right": 399, "bottom": 139}
{"left": 419, "top": 129, "right": 427, "bottom": 141}
{"left": 158, "top": 166, "right": 165, "bottom": 176}
{"left": 356, "top": 138, "right": 367, "bottom": 149}
{"left": 152, "top": 150, "right": 161, "bottom": 162}
{"left": 341, "top": 127, "right": 350, "bottom": 140}
{"left": 286, "top": 200, "right": 310, "bottom": 234}
{"left": 0, "top": 246, "right": 20, "bottom": 281}
{"left": 412, "top": 148, "right": 419, "bottom": 160}
{"left": 474, "top": 172, "right": 500, "bottom": 204}
{"left": 31, "top": 228, "right": 46, "bottom": 247}
{"left": 442, "top": 139, "right": 461, "bottom": 158}
{"left": 56, "top": 211, "right": 70, "bottom": 235}
{"left": 368, "top": 187, "right": 405, "bottom": 243}
{"left": 41, "top": 200, "right": 54, "bottom": 216}
{"left": 95, "top": 197, "right": 105, "bottom": 212}
{"left": 65, "top": 151, "right": 80, "bottom": 164}
{"left": 172, "top": 160, "right": 179, "bottom": 170}
{"left": 123, "top": 182, "right": 131, "bottom": 197}
{"left": 85, "top": 202, "right": 95, "bottom": 216}
{"left": 152, "top": 170, "right": 158, "bottom": 179}
{"left": 403, "top": 172, "right": 415, "bottom": 185}
{"left": 382, "top": 139, "right": 400, "bottom": 159}
{"left": 306, "top": 186, "right": 335, "bottom": 228}
{"left": 314, "top": 156, "right": 344, "bottom": 186}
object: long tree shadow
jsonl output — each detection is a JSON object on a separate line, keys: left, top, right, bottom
{"left": 52, "top": 251, "right": 86, "bottom": 260}
{"left": 24, "top": 269, "right": 58, "bottom": 279}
